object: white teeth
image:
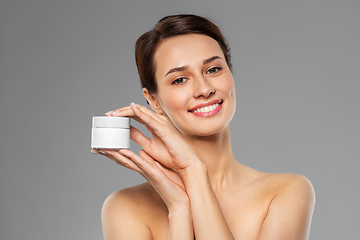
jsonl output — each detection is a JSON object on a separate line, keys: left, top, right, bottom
{"left": 193, "top": 103, "right": 219, "bottom": 113}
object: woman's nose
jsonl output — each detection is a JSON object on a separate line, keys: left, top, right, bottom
{"left": 193, "top": 75, "right": 216, "bottom": 98}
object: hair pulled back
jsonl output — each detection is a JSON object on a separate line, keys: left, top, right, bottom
{"left": 135, "top": 14, "right": 232, "bottom": 94}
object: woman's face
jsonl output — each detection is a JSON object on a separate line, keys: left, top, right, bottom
{"left": 151, "top": 34, "right": 236, "bottom": 137}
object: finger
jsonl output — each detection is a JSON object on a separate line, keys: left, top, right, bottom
{"left": 119, "top": 149, "right": 153, "bottom": 170}
{"left": 134, "top": 104, "right": 175, "bottom": 132}
{"left": 105, "top": 106, "right": 132, "bottom": 116}
{"left": 97, "top": 149, "right": 145, "bottom": 175}
{"left": 140, "top": 149, "right": 170, "bottom": 170}
{"left": 105, "top": 106, "right": 145, "bottom": 124}
{"left": 135, "top": 104, "right": 167, "bottom": 123}
{"left": 139, "top": 149, "right": 155, "bottom": 162}
{"left": 119, "top": 149, "right": 164, "bottom": 182}
{"left": 91, "top": 149, "right": 100, "bottom": 155}
{"left": 117, "top": 111, "right": 145, "bottom": 125}
{"left": 120, "top": 149, "right": 188, "bottom": 205}
{"left": 130, "top": 126, "right": 152, "bottom": 150}
{"left": 139, "top": 149, "right": 184, "bottom": 189}
{"left": 130, "top": 103, "right": 169, "bottom": 137}
{"left": 93, "top": 149, "right": 107, "bottom": 155}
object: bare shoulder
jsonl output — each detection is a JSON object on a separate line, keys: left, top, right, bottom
{"left": 255, "top": 172, "right": 316, "bottom": 239}
{"left": 102, "top": 182, "right": 164, "bottom": 240}
{"left": 256, "top": 171, "right": 315, "bottom": 207}
{"left": 263, "top": 172, "right": 315, "bottom": 198}
{"left": 242, "top": 165, "right": 315, "bottom": 199}
{"left": 103, "top": 181, "right": 160, "bottom": 210}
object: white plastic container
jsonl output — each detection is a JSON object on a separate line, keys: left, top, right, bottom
{"left": 91, "top": 116, "right": 130, "bottom": 149}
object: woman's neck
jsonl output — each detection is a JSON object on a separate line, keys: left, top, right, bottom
{"left": 182, "top": 126, "right": 240, "bottom": 191}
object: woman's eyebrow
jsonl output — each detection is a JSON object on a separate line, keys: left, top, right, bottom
{"left": 164, "top": 56, "right": 222, "bottom": 77}
{"left": 203, "top": 56, "right": 222, "bottom": 64}
{"left": 165, "top": 66, "right": 189, "bottom": 77}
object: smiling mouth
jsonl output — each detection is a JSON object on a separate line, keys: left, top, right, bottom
{"left": 189, "top": 100, "right": 223, "bottom": 113}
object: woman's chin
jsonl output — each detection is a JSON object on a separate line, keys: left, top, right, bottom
{"left": 171, "top": 110, "right": 234, "bottom": 137}
{"left": 180, "top": 124, "right": 229, "bottom": 138}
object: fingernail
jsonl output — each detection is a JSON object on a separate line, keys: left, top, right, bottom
{"left": 112, "top": 110, "right": 120, "bottom": 115}
{"left": 91, "top": 149, "right": 100, "bottom": 155}
{"left": 98, "top": 150, "right": 106, "bottom": 155}
{"left": 105, "top": 111, "right": 113, "bottom": 116}
{"left": 130, "top": 102, "right": 137, "bottom": 108}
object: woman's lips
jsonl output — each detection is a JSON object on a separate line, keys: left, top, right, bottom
{"left": 188, "top": 100, "right": 223, "bottom": 117}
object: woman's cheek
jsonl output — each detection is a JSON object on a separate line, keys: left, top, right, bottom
{"left": 221, "top": 75, "right": 235, "bottom": 96}
{"left": 159, "top": 90, "right": 183, "bottom": 117}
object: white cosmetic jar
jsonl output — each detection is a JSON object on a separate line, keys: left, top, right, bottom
{"left": 91, "top": 116, "right": 130, "bottom": 149}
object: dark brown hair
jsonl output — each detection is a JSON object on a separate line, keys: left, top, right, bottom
{"left": 135, "top": 14, "right": 232, "bottom": 94}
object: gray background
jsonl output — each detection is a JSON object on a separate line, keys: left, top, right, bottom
{"left": 0, "top": 0, "right": 359, "bottom": 239}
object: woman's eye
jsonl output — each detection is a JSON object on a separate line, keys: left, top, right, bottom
{"left": 172, "top": 78, "right": 187, "bottom": 85}
{"left": 207, "top": 67, "right": 222, "bottom": 74}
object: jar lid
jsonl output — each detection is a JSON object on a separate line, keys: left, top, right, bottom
{"left": 92, "top": 116, "right": 130, "bottom": 129}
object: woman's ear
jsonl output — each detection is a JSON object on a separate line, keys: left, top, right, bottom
{"left": 142, "top": 88, "right": 164, "bottom": 114}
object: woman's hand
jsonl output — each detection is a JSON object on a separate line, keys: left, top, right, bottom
{"left": 93, "top": 148, "right": 190, "bottom": 211}
{"left": 95, "top": 103, "right": 196, "bottom": 239}
{"left": 106, "top": 103, "right": 200, "bottom": 171}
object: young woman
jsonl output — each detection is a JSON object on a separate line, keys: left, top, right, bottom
{"left": 92, "top": 14, "right": 315, "bottom": 240}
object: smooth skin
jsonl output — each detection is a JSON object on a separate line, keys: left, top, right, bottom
{"left": 94, "top": 34, "right": 315, "bottom": 240}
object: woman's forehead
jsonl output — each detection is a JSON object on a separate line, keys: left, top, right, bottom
{"left": 154, "top": 34, "right": 224, "bottom": 74}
